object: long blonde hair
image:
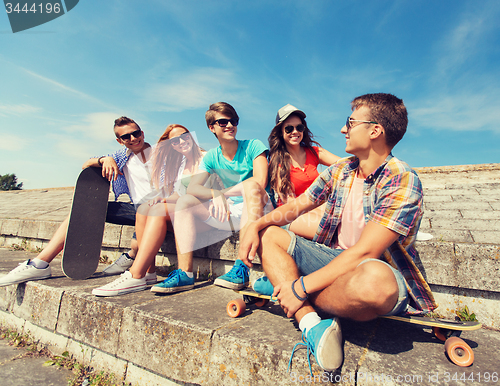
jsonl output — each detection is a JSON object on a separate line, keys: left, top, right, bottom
{"left": 150, "top": 124, "right": 204, "bottom": 196}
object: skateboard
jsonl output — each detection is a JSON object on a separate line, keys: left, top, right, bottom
{"left": 226, "top": 288, "right": 482, "bottom": 367}
{"left": 62, "top": 167, "right": 110, "bottom": 280}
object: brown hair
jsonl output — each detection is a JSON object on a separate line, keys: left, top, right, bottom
{"left": 205, "top": 102, "right": 239, "bottom": 136}
{"left": 268, "top": 113, "right": 320, "bottom": 202}
{"left": 113, "top": 116, "right": 141, "bottom": 137}
{"left": 351, "top": 93, "right": 408, "bottom": 148}
{"left": 150, "top": 124, "right": 204, "bottom": 195}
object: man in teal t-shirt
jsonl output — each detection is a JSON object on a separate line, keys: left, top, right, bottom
{"left": 150, "top": 102, "right": 273, "bottom": 294}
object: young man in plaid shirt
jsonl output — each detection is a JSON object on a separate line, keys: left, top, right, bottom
{"left": 239, "top": 93, "right": 436, "bottom": 373}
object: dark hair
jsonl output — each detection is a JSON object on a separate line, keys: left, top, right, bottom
{"left": 268, "top": 113, "right": 320, "bottom": 202}
{"left": 150, "top": 124, "right": 204, "bottom": 196}
{"left": 113, "top": 116, "right": 142, "bottom": 137}
{"left": 351, "top": 93, "right": 408, "bottom": 148}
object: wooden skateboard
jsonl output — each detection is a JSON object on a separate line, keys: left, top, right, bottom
{"left": 62, "top": 167, "right": 110, "bottom": 280}
{"left": 227, "top": 288, "right": 482, "bottom": 367}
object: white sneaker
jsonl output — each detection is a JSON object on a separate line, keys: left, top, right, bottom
{"left": 92, "top": 271, "right": 146, "bottom": 297}
{"left": 102, "top": 253, "right": 134, "bottom": 275}
{"left": 416, "top": 231, "right": 433, "bottom": 241}
{"left": 145, "top": 272, "right": 157, "bottom": 285}
{"left": 0, "top": 259, "right": 51, "bottom": 287}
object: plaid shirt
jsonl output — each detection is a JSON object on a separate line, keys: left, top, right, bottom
{"left": 93, "top": 148, "right": 133, "bottom": 202}
{"left": 305, "top": 154, "right": 436, "bottom": 314}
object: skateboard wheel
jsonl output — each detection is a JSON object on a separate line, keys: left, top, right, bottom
{"left": 255, "top": 298, "right": 269, "bottom": 307}
{"left": 227, "top": 299, "right": 246, "bottom": 318}
{"left": 444, "top": 337, "right": 474, "bottom": 367}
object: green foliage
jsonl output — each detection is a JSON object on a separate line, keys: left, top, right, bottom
{"left": 0, "top": 173, "right": 23, "bottom": 191}
{"left": 455, "top": 305, "right": 478, "bottom": 322}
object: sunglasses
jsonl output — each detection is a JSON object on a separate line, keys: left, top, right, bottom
{"left": 170, "top": 132, "right": 191, "bottom": 146}
{"left": 346, "top": 117, "right": 378, "bottom": 130}
{"left": 212, "top": 118, "right": 239, "bottom": 127}
{"left": 119, "top": 129, "right": 142, "bottom": 141}
{"left": 284, "top": 124, "right": 306, "bottom": 134}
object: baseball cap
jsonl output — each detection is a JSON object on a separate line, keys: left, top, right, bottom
{"left": 275, "top": 104, "right": 306, "bottom": 126}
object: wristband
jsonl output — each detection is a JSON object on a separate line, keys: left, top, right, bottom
{"left": 291, "top": 279, "right": 307, "bottom": 301}
{"left": 299, "top": 276, "right": 309, "bottom": 297}
{"left": 97, "top": 156, "right": 105, "bottom": 167}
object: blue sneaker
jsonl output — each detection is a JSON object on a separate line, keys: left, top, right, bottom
{"left": 214, "top": 260, "right": 249, "bottom": 290}
{"left": 150, "top": 269, "right": 194, "bottom": 294}
{"left": 288, "top": 318, "right": 343, "bottom": 374}
{"left": 252, "top": 276, "right": 274, "bottom": 296}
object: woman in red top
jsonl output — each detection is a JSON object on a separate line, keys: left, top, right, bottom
{"left": 268, "top": 104, "right": 340, "bottom": 237}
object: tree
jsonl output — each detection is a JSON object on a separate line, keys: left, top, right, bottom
{"left": 0, "top": 173, "right": 23, "bottom": 191}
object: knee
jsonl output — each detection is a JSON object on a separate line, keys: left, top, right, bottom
{"left": 242, "top": 179, "right": 263, "bottom": 197}
{"left": 176, "top": 194, "right": 198, "bottom": 211}
{"left": 351, "top": 261, "right": 398, "bottom": 310}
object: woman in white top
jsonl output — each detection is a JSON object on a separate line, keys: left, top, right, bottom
{"left": 92, "top": 124, "right": 206, "bottom": 296}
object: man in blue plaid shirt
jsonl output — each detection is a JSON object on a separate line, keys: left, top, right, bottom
{"left": 239, "top": 93, "right": 436, "bottom": 373}
{"left": 0, "top": 116, "right": 155, "bottom": 286}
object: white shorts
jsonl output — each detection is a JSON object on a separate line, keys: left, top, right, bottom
{"left": 203, "top": 195, "right": 274, "bottom": 231}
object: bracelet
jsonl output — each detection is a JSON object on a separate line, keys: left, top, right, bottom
{"left": 299, "top": 276, "right": 309, "bottom": 297}
{"left": 291, "top": 279, "right": 307, "bottom": 301}
{"left": 97, "top": 156, "right": 105, "bottom": 167}
{"left": 211, "top": 189, "right": 215, "bottom": 199}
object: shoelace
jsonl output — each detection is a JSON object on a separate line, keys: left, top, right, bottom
{"left": 165, "top": 269, "right": 181, "bottom": 284}
{"left": 288, "top": 329, "right": 313, "bottom": 376}
{"left": 225, "top": 264, "right": 248, "bottom": 279}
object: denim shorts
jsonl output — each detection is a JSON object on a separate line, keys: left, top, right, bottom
{"left": 106, "top": 202, "right": 137, "bottom": 239}
{"left": 285, "top": 230, "right": 408, "bottom": 316}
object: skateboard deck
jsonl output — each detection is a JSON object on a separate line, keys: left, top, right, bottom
{"left": 62, "top": 167, "right": 110, "bottom": 280}
{"left": 227, "top": 287, "right": 482, "bottom": 367}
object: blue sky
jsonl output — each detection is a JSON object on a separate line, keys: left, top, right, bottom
{"left": 1, "top": 0, "right": 499, "bottom": 189}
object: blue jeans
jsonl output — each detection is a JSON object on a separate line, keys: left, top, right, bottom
{"left": 285, "top": 230, "right": 408, "bottom": 316}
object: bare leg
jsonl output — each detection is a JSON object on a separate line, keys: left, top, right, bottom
{"left": 129, "top": 202, "right": 175, "bottom": 278}
{"left": 258, "top": 226, "right": 315, "bottom": 324}
{"left": 173, "top": 194, "right": 213, "bottom": 272}
{"left": 311, "top": 261, "right": 399, "bottom": 321}
{"left": 36, "top": 216, "right": 69, "bottom": 264}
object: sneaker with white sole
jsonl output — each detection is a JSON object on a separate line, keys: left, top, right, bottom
{"left": 289, "top": 318, "right": 343, "bottom": 374}
{"left": 150, "top": 269, "right": 194, "bottom": 294}
{"left": 213, "top": 259, "right": 249, "bottom": 290}
{"left": 0, "top": 259, "right": 51, "bottom": 287}
{"left": 102, "top": 253, "right": 135, "bottom": 275}
{"left": 92, "top": 271, "right": 146, "bottom": 297}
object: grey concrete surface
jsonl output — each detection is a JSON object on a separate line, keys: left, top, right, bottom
{"left": 0, "top": 336, "right": 73, "bottom": 386}
{"left": 0, "top": 164, "right": 499, "bottom": 385}
{"left": 1, "top": 248, "right": 499, "bottom": 386}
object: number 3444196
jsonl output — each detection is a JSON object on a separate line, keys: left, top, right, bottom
{"left": 5, "top": 3, "right": 62, "bottom": 14}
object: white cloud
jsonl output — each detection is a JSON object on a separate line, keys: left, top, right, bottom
{"left": 411, "top": 91, "right": 500, "bottom": 133}
{"left": 0, "top": 134, "right": 29, "bottom": 151}
{"left": 0, "top": 103, "right": 42, "bottom": 116}
{"left": 63, "top": 112, "right": 122, "bottom": 142}
{"left": 145, "top": 68, "right": 250, "bottom": 112}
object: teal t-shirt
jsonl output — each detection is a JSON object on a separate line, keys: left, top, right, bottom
{"left": 199, "top": 139, "right": 268, "bottom": 202}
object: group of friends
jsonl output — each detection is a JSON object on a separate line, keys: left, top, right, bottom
{"left": 0, "top": 93, "right": 437, "bottom": 373}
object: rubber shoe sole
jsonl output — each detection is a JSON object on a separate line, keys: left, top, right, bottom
{"left": 150, "top": 283, "right": 194, "bottom": 294}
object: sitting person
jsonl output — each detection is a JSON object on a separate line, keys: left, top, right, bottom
{"left": 150, "top": 102, "right": 273, "bottom": 293}
{"left": 0, "top": 117, "right": 155, "bottom": 287}
{"left": 254, "top": 104, "right": 340, "bottom": 293}
{"left": 92, "top": 124, "right": 207, "bottom": 296}
{"left": 238, "top": 93, "right": 437, "bottom": 373}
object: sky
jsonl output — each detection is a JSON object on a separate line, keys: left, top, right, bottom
{"left": 1, "top": 0, "right": 499, "bottom": 190}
